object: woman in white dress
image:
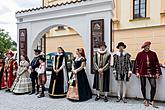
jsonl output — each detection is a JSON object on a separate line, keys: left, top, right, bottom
{"left": 11, "top": 55, "right": 32, "bottom": 94}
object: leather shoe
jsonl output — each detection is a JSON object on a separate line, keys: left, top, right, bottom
{"left": 104, "top": 96, "right": 108, "bottom": 102}
{"left": 95, "top": 95, "right": 101, "bottom": 101}
{"left": 37, "top": 94, "right": 45, "bottom": 98}
{"left": 29, "top": 91, "right": 35, "bottom": 95}
{"left": 116, "top": 97, "right": 121, "bottom": 102}
{"left": 35, "top": 92, "right": 39, "bottom": 95}
{"left": 122, "top": 97, "right": 127, "bottom": 103}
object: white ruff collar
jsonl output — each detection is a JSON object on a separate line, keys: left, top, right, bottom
{"left": 98, "top": 48, "right": 107, "bottom": 54}
{"left": 115, "top": 51, "right": 127, "bottom": 56}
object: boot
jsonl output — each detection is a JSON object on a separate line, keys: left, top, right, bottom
{"left": 35, "top": 85, "right": 39, "bottom": 95}
{"left": 38, "top": 85, "right": 45, "bottom": 98}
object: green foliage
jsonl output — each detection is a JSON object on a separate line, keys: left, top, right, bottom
{"left": 0, "top": 29, "right": 16, "bottom": 53}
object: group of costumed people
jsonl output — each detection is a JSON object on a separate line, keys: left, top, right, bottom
{"left": 0, "top": 49, "right": 46, "bottom": 98}
{"left": 93, "top": 41, "right": 161, "bottom": 108}
{"left": 0, "top": 47, "right": 92, "bottom": 100}
{"left": 0, "top": 41, "right": 162, "bottom": 108}
{"left": 48, "top": 47, "right": 92, "bottom": 101}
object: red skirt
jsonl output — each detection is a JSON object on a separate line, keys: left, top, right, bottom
{"left": 38, "top": 73, "right": 47, "bottom": 85}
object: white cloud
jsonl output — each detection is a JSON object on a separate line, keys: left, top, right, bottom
{"left": 14, "top": 0, "right": 42, "bottom": 9}
{"left": 0, "top": 0, "right": 42, "bottom": 41}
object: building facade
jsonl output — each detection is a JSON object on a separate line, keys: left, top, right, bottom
{"left": 16, "top": 0, "right": 165, "bottom": 101}
{"left": 113, "top": 0, "right": 165, "bottom": 63}
{"left": 16, "top": 0, "right": 114, "bottom": 77}
{"left": 42, "top": 0, "right": 84, "bottom": 54}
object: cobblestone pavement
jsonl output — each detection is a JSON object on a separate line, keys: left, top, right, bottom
{"left": 0, "top": 90, "right": 165, "bottom": 110}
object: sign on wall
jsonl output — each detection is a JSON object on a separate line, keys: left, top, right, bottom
{"left": 19, "top": 29, "right": 27, "bottom": 59}
{"left": 91, "top": 19, "right": 104, "bottom": 74}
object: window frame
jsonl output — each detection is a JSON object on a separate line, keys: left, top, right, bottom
{"left": 133, "top": 0, "right": 147, "bottom": 19}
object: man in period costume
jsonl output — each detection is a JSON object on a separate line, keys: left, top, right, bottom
{"left": 113, "top": 42, "right": 132, "bottom": 103}
{"left": 1, "top": 51, "right": 18, "bottom": 91}
{"left": 0, "top": 50, "right": 5, "bottom": 90}
{"left": 29, "top": 49, "right": 42, "bottom": 95}
{"left": 93, "top": 42, "right": 111, "bottom": 102}
{"left": 133, "top": 41, "right": 162, "bottom": 108}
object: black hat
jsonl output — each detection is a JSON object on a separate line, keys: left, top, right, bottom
{"left": 34, "top": 49, "right": 41, "bottom": 53}
{"left": 116, "top": 42, "right": 126, "bottom": 49}
{"left": 99, "top": 41, "right": 107, "bottom": 48}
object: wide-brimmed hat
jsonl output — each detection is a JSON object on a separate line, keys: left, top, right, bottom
{"left": 99, "top": 41, "right": 107, "bottom": 48}
{"left": 6, "top": 51, "right": 14, "bottom": 57}
{"left": 116, "top": 42, "right": 126, "bottom": 49}
{"left": 34, "top": 49, "right": 42, "bottom": 53}
{"left": 141, "top": 41, "right": 151, "bottom": 48}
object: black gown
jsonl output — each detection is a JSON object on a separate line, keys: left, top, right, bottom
{"left": 67, "top": 57, "right": 92, "bottom": 101}
{"left": 48, "top": 54, "right": 68, "bottom": 98}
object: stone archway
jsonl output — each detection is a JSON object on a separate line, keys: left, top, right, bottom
{"left": 32, "top": 24, "right": 85, "bottom": 55}
{"left": 16, "top": 0, "right": 114, "bottom": 90}
{"left": 16, "top": 0, "right": 114, "bottom": 75}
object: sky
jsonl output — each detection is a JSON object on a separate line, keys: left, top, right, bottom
{"left": 0, "top": 0, "right": 42, "bottom": 41}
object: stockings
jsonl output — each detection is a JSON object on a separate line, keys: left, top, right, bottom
{"left": 117, "top": 81, "right": 127, "bottom": 98}
{"left": 96, "top": 90, "right": 108, "bottom": 97}
{"left": 140, "top": 77, "right": 156, "bottom": 102}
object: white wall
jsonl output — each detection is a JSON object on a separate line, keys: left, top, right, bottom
{"left": 111, "top": 68, "right": 165, "bottom": 101}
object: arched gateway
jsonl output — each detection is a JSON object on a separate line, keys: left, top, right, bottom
{"left": 16, "top": 0, "right": 114, "bottom": 73}
{"left": 16, "top": 0, "right": 114, "bottom": 88}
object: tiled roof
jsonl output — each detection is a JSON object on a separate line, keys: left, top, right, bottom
{"left": 16, "top": 0, "right": 86, "bottom": 14}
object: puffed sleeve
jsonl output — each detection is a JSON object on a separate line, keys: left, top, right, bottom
{"left": 93, "top": 52, "right": 99, "bottom": 70}
{"left": 133, "top": 52, "right": 141, "bottom": 75}
{"left": 127, "top": 53, "right": 132, "bottom": 73}
{"left": 75, "top": 57, "right": 86, "bottom": 73}
{"left": 102, "top": 54, "right": 110, "bottom": 71}
{"left": 154, "top": 52, "right": 162, "bottom": 75}
{"left": 113, "top": 54, "right": 117, "bottom": 74}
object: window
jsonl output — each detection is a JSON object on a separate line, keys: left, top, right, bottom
{"left": 133, "top": 0, "right": 147, "bottom": 19}
{"left": 58, "top": 26, "right": 65, "bottom": 30}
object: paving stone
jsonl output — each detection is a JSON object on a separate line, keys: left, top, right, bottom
{"left": 0, "top": 90, "right": 165, "bottom": 110}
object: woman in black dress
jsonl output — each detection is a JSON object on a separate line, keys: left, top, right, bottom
{"left": 67, "top": 48, "right": 92, "bottom": 101}
{"left": 48, "top": 47, "right": 68, "bottom": 98}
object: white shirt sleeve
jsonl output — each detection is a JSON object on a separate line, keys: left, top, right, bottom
{"left": 38, "top": 63, "right": 46, "bottom": 74}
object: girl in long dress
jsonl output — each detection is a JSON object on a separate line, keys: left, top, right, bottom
{"left": 11, "top": 55, "right": 32, "bottom": 94}
{"left": 48, "top": 47, "right": 68, "bottom": 98}
{"left": 67, "top": 48, "right": 92, "bottom": 101}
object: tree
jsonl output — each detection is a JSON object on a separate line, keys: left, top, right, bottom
{"left": 0, "top": 29, "right": 16, "bottom": 53}
{"left": 11, "top": 41, "right": 17, "bottom": 51}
